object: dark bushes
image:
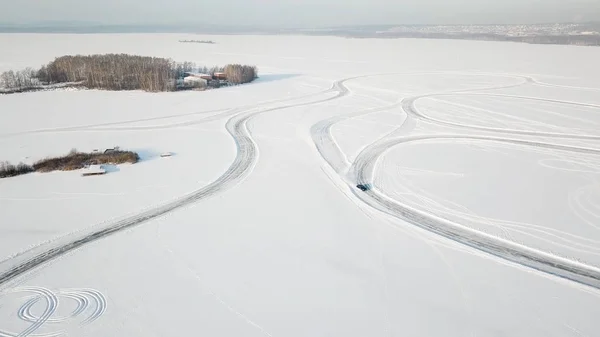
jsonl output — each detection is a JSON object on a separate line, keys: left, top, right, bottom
{"left": 0, "top": 149, "right": 139, "bottom": 178}
{"left": 33, "top": 149, "right": 139, "bottom": 172}
{"left": 0, "top": 162, "right": 34, "bottom": 178}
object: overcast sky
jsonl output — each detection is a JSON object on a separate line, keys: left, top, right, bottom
{"left": 1, "top": 0, "right": 599, "bottom": 26}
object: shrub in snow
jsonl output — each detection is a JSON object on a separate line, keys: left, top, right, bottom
{"left": 0, "top": 161, "right": 34, "bottom": 178}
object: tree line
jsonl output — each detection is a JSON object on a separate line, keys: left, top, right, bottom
{"left": 0, "top": 68, "right": 38, "bottom": 91}
{"left": 224, "top": 64, "right": 258, "bottom": 85}
{"left": 1, "top": 54, "right": 258, "bottom": 92}
{"left": 178, "top": 40, "right": 216, "bottom": 44}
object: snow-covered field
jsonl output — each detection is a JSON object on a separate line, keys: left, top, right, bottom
{"left": 1, "top": 34, "right": 600, "bottom": 336}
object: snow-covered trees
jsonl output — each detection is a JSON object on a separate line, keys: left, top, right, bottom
{"left": 0, "top": 68, "right": 37, "bottom": 90}
{"left": 1, "top": 54, "right": 258, "bottom": 93}
{"left": 224, "top": 64, "right": 258, "bottom": 84}
{"left": 40, "top": 54, "right": 176, "bottom": 92}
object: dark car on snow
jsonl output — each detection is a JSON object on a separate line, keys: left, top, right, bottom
{"left": 356, "top": 184, "right": 369, "bottom": 191}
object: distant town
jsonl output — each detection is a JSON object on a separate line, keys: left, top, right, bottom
{"left": 294, "top": 23, "right": 600, "bottom": 46}
{"left": 1, "top": 22, "right": 599, "bottom": 46}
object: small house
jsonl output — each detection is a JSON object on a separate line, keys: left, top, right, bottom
{"left": 184, "top": 72, "right": 212, "bottom": 80}
{"left": 183, "top": 76, "right": 208, "bottom": 88}
{"left": 104, "top": 146, "right": 120, "bottom": 154}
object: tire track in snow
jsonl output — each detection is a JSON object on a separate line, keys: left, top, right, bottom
{"left": 0, "top": 108, "right": 228, "bottom": 138}
{"left": 405, "top": 93, "right": 600, "bottom": 140}
{"left": 0, "top": 79, "right": 351, "bottom": 287}
{"left": 310, "top": 72, "right": 530, "bottom": 176}
{"left": 311, "top": 103, "right": 401, "bottom": 174}
{"left": 532, "top": 81, "right": 600, "bottom": 92}
{"left": 0, "top": 287, "right": 58, "bottom": 337}
{"left": 0, "top": 287, "right": 106, "bottom": 337}
{"left": 350, "top": 135, "right": 600, "bottom": 290}
{"left": 310, "top": 73, "right": 600, "bottom": 289}
{"left": 0, "top": 82, "right": 342, "bottom": 137}
{"left": 382, "top": 160, "right": 600, "bottom": 256}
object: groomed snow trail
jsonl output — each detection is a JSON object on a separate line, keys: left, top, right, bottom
{"left": 312, "top": 72, "right": 600, "bottom": 290}
{"left": 351, "top": 135, "right": 600, "bottom": 289}
{"left": 0, "top": 78, "right": 351, "bottom": 288}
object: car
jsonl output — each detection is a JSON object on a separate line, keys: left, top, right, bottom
{"left": 356, "top": 184, "right": 369, "bottom": 191}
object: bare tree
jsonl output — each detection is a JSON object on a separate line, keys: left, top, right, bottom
{"left": 224, "top": 64, "right": 258, "bottom": 84}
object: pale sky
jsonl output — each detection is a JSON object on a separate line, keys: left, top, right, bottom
{"left": 1, "top": 0, "right": 599, "bottom": 26}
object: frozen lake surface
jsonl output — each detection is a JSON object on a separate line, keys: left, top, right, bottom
{"left": 1, "top": 34, "right": 600, "bottom": 337}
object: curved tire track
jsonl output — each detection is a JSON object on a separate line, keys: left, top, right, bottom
{"left": 310, "top": 72, "right": 531, "bottom": 176}
{"left": 0, "top": 287, "right": 106, "bottom": 337}
{"left": 310, "top": 72, "right": 600, "bottom": 289}
{"left": 0, "top": 108, "right": 229, "bottom": 139}
{"left": 349, "top": 135, "right": 600, "bottom": 289}
{"left": 0, "top": 82, "right": 345, "bottom": 138}
{"left": 404, "top": 93, "right": 600, "bottom": 140}
{"left": 0, "top": 287, "right": 58, "bottom": 337}
{"left": 0, "top": 79, "right": 350, "bottom": 287}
